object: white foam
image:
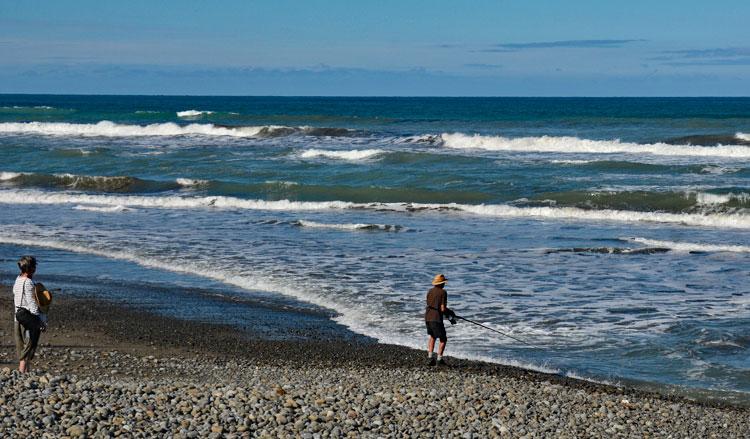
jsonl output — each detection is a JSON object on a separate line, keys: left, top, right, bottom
{"left": 442, "top": 133, "right": 750, "bottom": 158}
{"left": 691, "top": 192, "right": 750, "bottom": 205}
{"left": 73, "top": 205, "right": 132, "bottom": 213}
{"left": 0, "top": 172, "right": 22, "bottom": 180}
{"left": 625, "top": 237, "right": 750, "bottom": 253}
{"left": 299, "top": 148, "right": 384, "bottom": 161}
{"left": 700, "top": 165, "right": 739, "bottom": 175}
{"left": 0, "top": 121, "right": 267, "bottom": 138}
{"left": 737, "top": 132, "right": 750, "bottom": 142}
{"left": 2, "top": 189, "right": 750, "bottom": 229}
{"left": 549, "top": 159, "right": 594, "bottom": 164}
{"left": 297, "top": 220, "right": 401, "bottom": 231}
{"left": 177, "top": 110, "right": 215, "bottom": 118}
{"left": 176, "top": 178, "right": 209, "bottom": 187}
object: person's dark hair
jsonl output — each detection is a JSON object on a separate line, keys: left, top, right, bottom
{"left": 17, "top": 256, "right": 37, "bottom": 274}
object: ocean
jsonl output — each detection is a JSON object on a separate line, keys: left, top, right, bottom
{"left": 1, "top": 95, "right": 749, "bottom": 402}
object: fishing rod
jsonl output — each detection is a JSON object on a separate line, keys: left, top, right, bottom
{"left": 453, "top": 314, "right": 546, "bottom": 351}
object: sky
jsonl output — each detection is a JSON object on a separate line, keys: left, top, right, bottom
{"left": 1, "top": 0, "right": 749, "bottom": 96}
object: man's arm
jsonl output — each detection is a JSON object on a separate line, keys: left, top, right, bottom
{"left": 440, "top": 291, "right": 447, "bottom": 313}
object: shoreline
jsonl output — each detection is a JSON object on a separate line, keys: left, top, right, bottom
{"left": 2, "top": 290, "right": 750, "bottom": 436}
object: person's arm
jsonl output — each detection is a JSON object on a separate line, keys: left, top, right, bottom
{"left": 440, "top": 291, "right": 447, "bottom": 313}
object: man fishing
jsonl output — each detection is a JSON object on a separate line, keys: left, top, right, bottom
{"left": 425, "top": 273, "right": 456, "bottom": 366}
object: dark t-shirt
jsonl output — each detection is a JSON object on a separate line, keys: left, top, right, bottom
{"left": 424, "top": 286, "right": 447, "bottom": 322}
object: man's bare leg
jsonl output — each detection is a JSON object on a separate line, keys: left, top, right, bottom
{"left": 19, "top": 359, "right": 27, "bottom": 373}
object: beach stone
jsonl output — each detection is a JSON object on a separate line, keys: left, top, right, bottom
{"left": 66, "top": 425, "right": 85, "bottom": 437}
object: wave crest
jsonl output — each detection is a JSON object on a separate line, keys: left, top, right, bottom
{"left": 0, "top": 121, "right": 355, "bottom": 139}
{"left": 624, "top": 237, "right": 750, "bottom": 253}
{"left": 299, "top": 149, "right": 384, "bottom": 161}
{"left": 295, "top": 220, "right": 403, "bottom": 232}
{"left": 441, "top": 133, "right": 750, "bottom": 158}
{"left": 0, "top": 172, "right": 181, "bottom": 193}
{"left": 177, "top": 110, "right": 215, "bottom": 118}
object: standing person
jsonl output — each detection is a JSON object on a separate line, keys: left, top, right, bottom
{"left": 13, "top": 256, "right": 46, "bottom": 373}
{"left": 425, "top": 273, "right": 451, "bottom": 366}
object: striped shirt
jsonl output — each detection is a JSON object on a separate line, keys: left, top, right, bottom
{"left": 13, "top": 275, "right": 39, "bottom": 318}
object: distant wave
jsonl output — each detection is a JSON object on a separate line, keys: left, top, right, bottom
{"left": 0, "top": 105, "right": 57, "bottom": 110}
{"left": 0, "top": 121, "right": 269, "bottom": 137}
{"left": 624, "top": 237, "right": 750, "bottom": 253}
{"left": 517, "top": 189, "right": 750, "bottom": 213}
{"left": 0, "top": 121, "right": 354, "bottom": 139}
{"left": 177, "top": 110, "right": 215, "bottom": 118}
{"left": 299, "top": 148, "right": 384, "bottom": 161}
{"left": 2, "top": 189, "right": 750, "bottom": 229}
{"left": 546, "top": 247, "right": 670, "bottom": 255}
{"left": 441, "top": 133, "right": 750, "bottom": 158}
{"left": 0, "top": 171, "right": 181, "bottom": 193}
{"left": 737, "top": 133, "right": 750, "bottom": 142}
{"left": 73, "top": 204, "right": 133, "bottom": 213}
{"left": 295, "top": 220, "right": 403, "bottom": 232}
{"left": 176, "top": 178, "right": 209, "bottom": 187}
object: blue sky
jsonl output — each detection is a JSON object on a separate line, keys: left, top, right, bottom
{"left": 1, "top": 0, "right": 749, "bottom": 95}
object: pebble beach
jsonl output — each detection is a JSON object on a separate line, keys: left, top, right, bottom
{"left": 2, "top": 291, "right": 749, "bottom": 438}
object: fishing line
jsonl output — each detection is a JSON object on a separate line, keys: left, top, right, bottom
{"left": 454, "top": 315, "right": 546, "bottom": 351}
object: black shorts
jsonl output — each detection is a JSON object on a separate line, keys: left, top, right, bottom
{"left": 426, "top": 321, "right": 447, "bottom": 342}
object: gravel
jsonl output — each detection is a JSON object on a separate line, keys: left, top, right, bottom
{"left": 2, "top": 292, "right": 749, "bottom": 437}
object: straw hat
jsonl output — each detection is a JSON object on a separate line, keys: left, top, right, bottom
{"left": 34, "top": 282, "right": 53, "bottom": 314}
{"left": 431, "top": 274, "right": 447, "bottom": 286}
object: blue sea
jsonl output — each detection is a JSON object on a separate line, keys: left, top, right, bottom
{"left": 1, "top": 95, "right": 750, "bottom": 402}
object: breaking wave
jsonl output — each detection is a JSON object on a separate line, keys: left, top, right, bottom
{"left": 441, "top": 133, "right": 750, "bottom": 158}
{"left": 737, "top": 133, "right": 750, "bottom": 142}
{"left": 519, "top": 190, "right": 750, "bottom": 213}
{"left": 73, "top": 205, "right": 133, "bottom": 213}
{"left": 295, "top": 220, "right": 403, "bottom": 232}
{"left": 0, "top": 121, "right": 268, "bottom": 137}
{"left": 546, "top": 247, "right": 670, "bottom": 255}
{"left": 176, "top": 178, "right": 209, "bottom": 187}
{"left": 0, "top": 172, "right": 180, "bottom": 193}
{"left": 1, "top": 189, "right": 750, "bottom": 229}
{"left": 0, "top": 121, "right": 354, "bottom": 139}
{"left": 299, "top": 149, "right": 384, "bottom": 161}
{"left": 177, "top": 110, "right": 215, "bottom": 118}
{"left": 623, "top": 237, "right": 750, "bottom": 253}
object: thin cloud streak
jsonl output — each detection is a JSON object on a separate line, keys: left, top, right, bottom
{"left": 661, "top": 47, "right": 750, "bottom": 59}
{"left": 493, "top": 39, "right": 643, "bottom": 50}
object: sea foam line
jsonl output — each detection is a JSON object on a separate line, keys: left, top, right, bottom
{"left": 2, "top": 189, "right": 750, "bottom": 229}
{"left": 624, "top": 237, "right": 750, "bottom": 253}
{"left": 442, "top": 133, "right": 750, "bottom": 158}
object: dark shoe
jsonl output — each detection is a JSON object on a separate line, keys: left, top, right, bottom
{"left": 428, "top": 357, "right": 436, "bottom": 366}
{"left": 437, "top": 358, "right": 447, "bottom": 366}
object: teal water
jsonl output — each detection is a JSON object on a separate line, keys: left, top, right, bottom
{"left": 1, "top": 95, "right": 750, "bottom": 402}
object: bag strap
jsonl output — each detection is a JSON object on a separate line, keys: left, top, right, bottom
{"left": 18, "top": 278, "right": 29, "bottom": 310}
